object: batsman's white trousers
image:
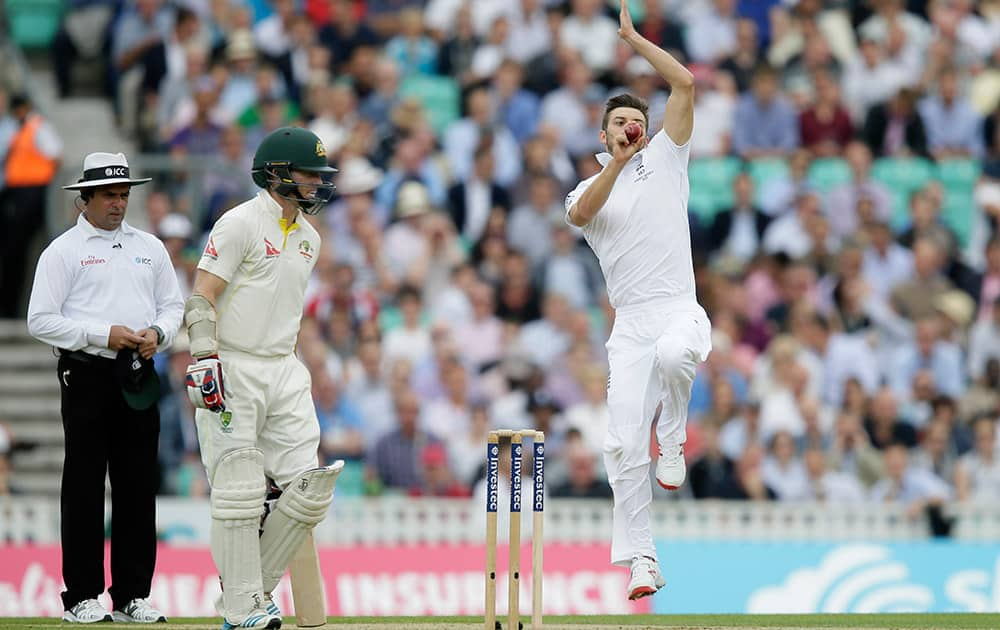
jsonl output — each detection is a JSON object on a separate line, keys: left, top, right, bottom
{"left": 604, "top": 296, "right": 711, "bottom": 567}
{"left": 195, "top": 350, "right": 321, "bottom": 490}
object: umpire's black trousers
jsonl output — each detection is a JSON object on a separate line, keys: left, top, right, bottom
{"left": 58, "top": 351, "right": 160, "bottom": 611}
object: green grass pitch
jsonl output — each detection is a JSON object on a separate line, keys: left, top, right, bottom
{"left": 2, "top": 615, "right": 1000, "bottom": 629}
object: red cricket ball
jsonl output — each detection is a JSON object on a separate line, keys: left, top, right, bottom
{"left": 624, "top": 122, "right": 642, "bottom": 144}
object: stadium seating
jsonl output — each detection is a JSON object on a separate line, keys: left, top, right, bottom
{"left": 4, "top": 0, "right": 63, "bottom": 49}
{"left": 399, "top": 74, "right": 460, "bottom": 137}
{"left": 687, "top": 157, "right": 743, "bottom": 221}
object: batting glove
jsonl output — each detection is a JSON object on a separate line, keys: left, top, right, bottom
{"left": 185, "top": 356, "right": 227, "bottom": 413}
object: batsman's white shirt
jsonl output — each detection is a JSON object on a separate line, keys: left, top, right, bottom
{"left": 197, "top": 190, "right": 320, "bottom": 357}
{"left": 566, "top": 129, "right": 712, "bottom": 567}
{"left": 194, "top": 191, "right": 321, "bottom": 487}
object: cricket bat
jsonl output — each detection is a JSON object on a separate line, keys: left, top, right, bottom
{"left": 288, "top": 531, "right": 326, "bottom": 627}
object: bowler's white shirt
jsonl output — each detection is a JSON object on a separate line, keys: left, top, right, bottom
{"left": 565, "top": 129, "right": 696, "bottom": 310}
{"left": 197, "top": 191, "right": 320, "bottom": 357}
{"left": 28, "top": 214, "right": 184, "bottom": 358}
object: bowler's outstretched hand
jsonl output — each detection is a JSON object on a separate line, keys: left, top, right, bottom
{"left": 618, "top": 0, "right": 637, "bottom": 41}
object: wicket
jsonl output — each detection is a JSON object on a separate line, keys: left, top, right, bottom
{"left": 485, "top": 429, "right": 545, "bottom": 630}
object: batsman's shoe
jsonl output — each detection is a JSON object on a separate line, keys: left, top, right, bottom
{"left": 656, "top": 442, "right": 686, "bottom": 490}
{"left": 263, "top": 593, "right": 280, "bottom": 617}
{"left": 112, "top": 598, "right": 167, "bottom": 623}
{"left": 221, "top": 609, "right": 282, "bottom": 630}
{"left": 627, "top": 556, "right": 666, "bottom": 601}
{"left": 62, "top": 598, "right": 113, "bottom": 623}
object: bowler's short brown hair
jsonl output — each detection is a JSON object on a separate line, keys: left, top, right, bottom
{"left": 602, "top": 93, "right": 649, "bottom": 132}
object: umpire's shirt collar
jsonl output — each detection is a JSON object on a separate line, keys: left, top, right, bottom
{"left": 76, "top": 212, "right": 135, "bottom": 239}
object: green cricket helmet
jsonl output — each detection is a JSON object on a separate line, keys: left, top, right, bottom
{"left": 251, "top": 126, "right": 337, "bottom": 214}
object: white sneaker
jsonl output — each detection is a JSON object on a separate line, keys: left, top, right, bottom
{"left": 221, "top": 608, "right": 282, "bottom": 630}
{"left": 112, "top": 598, "right": 166, "bottom": 623}
{"left": 263, "top": 593, "right": 280, "bottom": 617}
{"left": 627, "top": 556, "right": 666, "bottom": 601}
{"left": 656, "top": 442, "right": 686, "bottom": 490}
{"left": 63, "top": 599, "right": 113, "bottom": 623}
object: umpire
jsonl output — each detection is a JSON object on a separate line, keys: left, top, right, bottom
{"left": 26, "top": 152, "right": 183, "bottom": 624}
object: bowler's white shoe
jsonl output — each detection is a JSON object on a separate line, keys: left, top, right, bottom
{"left": 656, "top": 442, "right": 686, "bottom": 490}
{"left": 221, "top": 609, "right": 281, "bottom": 630}
{"left": 628, "top": 556, "right": 666, "bottom": 600}
{"left": 112, "top": 598, "right": 166, "bottom": 623}
{"left": 62, "top": 599, "right": 113, "bottom": 623}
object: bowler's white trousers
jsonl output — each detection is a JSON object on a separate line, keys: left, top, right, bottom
{"left": 604, "top": 296, "right": 711, "bottom": 567}
{"left": 195, "top": 350, "right": 321, "bottom": 489}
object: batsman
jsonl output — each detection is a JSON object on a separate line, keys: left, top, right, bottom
{"left": 184, "top": 127, "right": 343, "bottom": 629}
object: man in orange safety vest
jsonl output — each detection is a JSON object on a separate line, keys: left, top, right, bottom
{"left": 1, "top": 94, "right": 62, "bottom": 317}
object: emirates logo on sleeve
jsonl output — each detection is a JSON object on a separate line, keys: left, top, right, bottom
{"left": 264, "top": 238, "right": 281, "bottom": 258}
{"left": 203, "top": 238, "right": 218, "bottom": 259}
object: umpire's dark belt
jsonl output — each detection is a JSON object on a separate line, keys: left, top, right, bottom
{"left": 58, "top": 349, "right": 114, "bottom": 366}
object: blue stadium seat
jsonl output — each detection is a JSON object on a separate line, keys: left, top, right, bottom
{"left": 333, "top": 460, "right": 365, "bottom": 497}
{"left": 747, "top": 158, "right": 789, "bottom": 190}
{"left": 808, "top": 158, "right": 852, "bottom": 193}
{"left": 935, "top": 159, "right": 980, "bottom": 248}
{"left": 871, "top": 158, "right": 935, "bottom": 229}
{"left": 399, "top": 75, "right": 460, "bottom": 137}
{"left": 687, "top": 157, "right": 743, "bottom": 221}
{"left": 936, "top": 158, "right": 981, "bottom": 190}
{"left": 5, "top": 0, "right": 63, "bottom": 49}
{"left": 940, "top": 190, "right": 976, "bottom": 248}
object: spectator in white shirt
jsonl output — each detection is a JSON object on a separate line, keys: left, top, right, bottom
{"left": 469, "top": 15, "right": 510, "bottom": 85}
{"left": 308, "top": 83, "right": 358, "bottom": 159}
{"left": 519, "top": 292, "right": 572, "bottom": 369}
{"left": 797, "top": 311, "right": 881, "bottom": 408}
{"left": 803, "top": 446, "right": 866, "bottom": 502}
{"left": 383, "top": 285, "right": 433, "bottom": 369}
{"left": 253, "top": 0, "right": 295, "bottom": 59}
{"left": 422, "top": 356, "right": 474, "bottom": 440}
{"left": 870, "top": 443, "right": 952, "bottom": 518}
{"left": 443, "top": 86, "right": 522, "bottom": 186}
{"left": 559, "top": 0, "right": 619, "bottom": 77}
{"left": 842, "top": 36, "right": 907, "bottom": 124}
{"left": 684, "top": 0, "right": 738, "bottom": 64}
{"left": 508, "top": 174, "right": 564, "bottom": 268}
{"left": 918, "top": 67, "right": 986, "bottom": 160}
{"left": 862, "top": 221, "right": 914, "bottom": 299}
{"left": 540, "top": 56, "right": 601, "bottom": 150}
{"left": 690, "top": 66, "right": 736, "bottom": 159}
{"left": 506, "top": 0, "right": 552, "bottom": 65}
{"left": 344, "top": 338, "right": 396, "bottom": 444}
{"left": 564, "top": 364, "right": 610, "bottom": 459}
{"left": 762, "top": 431, "right": 811, "bottom": 501}
{"left": 763, "top": 190, "right": 826, "bottom": 259}
{"left": 955, "top": 416, "right": 1000, "bottom": 502}
{"left": 968, "top": 297, "right": 1000, "bottom": 381}
{"left": 384, "top": 181, "right": 433, "bottom": 281}
{"left": 540, "top": 222, "right": 598, "bottom": 310}
{"left": 889, "top": 316, "right": 965, "bottom": 402}
{"left": 858, "top": 0, "right": 933, "bottom": 57}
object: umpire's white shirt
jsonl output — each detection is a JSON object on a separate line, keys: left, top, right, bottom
{"left": 27, "top": 214, "right": 184, "bottom": 358}
{"left": 197, "top": 190, "right": 320, "bottom": 357}
{"left": 565, "top": 129, "right": 696, "bottom": 310}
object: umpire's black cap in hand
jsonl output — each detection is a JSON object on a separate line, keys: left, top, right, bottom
{"left": 115, "top": 349, "right": 161, "bottom": 410}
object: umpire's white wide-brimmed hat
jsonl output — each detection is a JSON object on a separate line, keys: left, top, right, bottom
{"left": 63, "top": 152, "right": 152, "bottom": 190}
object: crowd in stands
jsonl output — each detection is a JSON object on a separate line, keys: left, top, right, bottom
{"left": 4, "top": 0, "right": 1000, "bottom": 527}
